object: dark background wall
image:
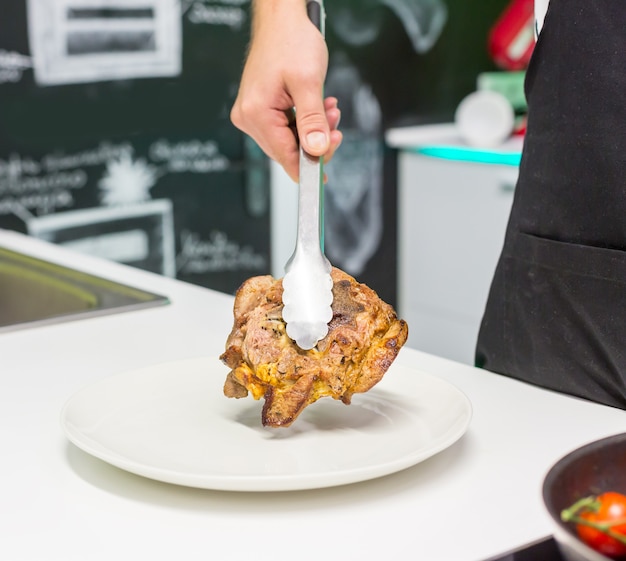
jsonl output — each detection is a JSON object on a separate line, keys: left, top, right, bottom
{"left": 326, "top": 0, "right": 510, "bottom": 126}
{"left": 0, "top": 1, "right": 270, "bottom": 295}
{"left": 320, "top": 0, "right": 509, "bottom": 306}
{"left": 0, "top": 0, "right": 509, "bottom": 303}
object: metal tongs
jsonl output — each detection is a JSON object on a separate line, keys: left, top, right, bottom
{"left": 282, "top": 0, "right": 333, "bottom": 350}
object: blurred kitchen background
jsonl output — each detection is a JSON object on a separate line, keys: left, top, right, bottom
{"left": 0, "top": 0, "right": 533, "bottom": 362}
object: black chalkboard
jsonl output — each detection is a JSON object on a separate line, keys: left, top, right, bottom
{"left": 0, "top": 0, "right": 509, "bottom": 302}
{"left": 0, "top": 0, "right": 270, "bottom": 295}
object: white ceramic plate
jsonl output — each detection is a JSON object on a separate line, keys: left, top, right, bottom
{"left": 61, "top": 356, "right": 472, "bottom": 492}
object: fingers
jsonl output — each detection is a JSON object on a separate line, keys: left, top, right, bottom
{"left": 232, "top": 95, "right": 343, "bottom": 183}
{"left": 325, "top": 97, "right": 341, "bottom": 129}
{"left": 276, "top": 98, "right": 343, "bottom": 182}
{"left": 279, "top": 98, "right": 343, "bottom": 181}
{"left": 290, "top": 86, "right": 329, "bottom": 157}
{"left": 322, "top": 97, "right": 343, "bottom": 166}
{"left": 229, "top": 2, "right": 341, "bottom": 182}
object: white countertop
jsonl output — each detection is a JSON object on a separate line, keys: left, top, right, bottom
{"left": 1, "top": 229, "right": 625, "bottom": 561}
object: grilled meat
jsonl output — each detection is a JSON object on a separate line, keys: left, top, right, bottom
{"left": 220, "top": 267, "right": 408, "bottom": 428}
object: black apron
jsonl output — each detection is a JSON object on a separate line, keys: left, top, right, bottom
{"left": 476, "top": 0, "right": 626, "bottom": 408}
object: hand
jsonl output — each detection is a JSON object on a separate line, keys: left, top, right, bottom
{"left": 230, "top": 0, "right": 343, "bottom": 182}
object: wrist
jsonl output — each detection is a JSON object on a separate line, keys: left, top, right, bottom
{"left": 252, "top": 0, "right": 308, "bottom": 34}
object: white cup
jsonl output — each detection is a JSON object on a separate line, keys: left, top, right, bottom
{"left": 455, "top": 90, "right": 515, "bottom": 148}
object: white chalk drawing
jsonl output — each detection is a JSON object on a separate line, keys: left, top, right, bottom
{"left": 27, "top": 0, "right": 182, "bottom": 86}
{"left": 0, "top": 151, "right": 103, "bottom": 218}
{"left": 1, "top": 138, "right": 256, "bottom": 278}
{"left": 321, "top": 2, "right": 447, "bottom": 275}
{"left": 176, "top": 229, "right": 266, "bottom": 275}
{"left": 149, "top": 138, "right": 230, "bottom": 173}
{"left": 330, "top": 0, "right": 447, "bottom": 53}
{"left": 27, "top": 200, "right": 176, "bottom": 277}
{"left": 182, "top": 0, "right": 249, "bottom": 29}
{"left": 324, "top": 54, "right": 383, "bottom": 276}
{"left": 0, "top": 50, "right": 33, "bottom": 84}
{"left": 26, "top": 151, "right": 175, "bottom": 277}
{"left": 41, "top": 142, "right": 134, "bottom": 172}
{"left": 0, "top": 142, "right": 132, "bottom": 217}
{"left": 0, "top": 139, "right": 231, "bottom": 221}
{"left": 99, "top": 152, "right": 160, "bottom": 205}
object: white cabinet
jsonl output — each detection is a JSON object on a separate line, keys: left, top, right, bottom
{"left": 397, "top": 151, "right": 518, "bottom": 364}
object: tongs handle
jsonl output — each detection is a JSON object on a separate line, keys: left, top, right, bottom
{"left": 298, "top": 0, "right": 325, "bottom": 254}
{"left": 293, "top": 0, "right": 326, "bottom": 260}
{"left": 306, "top": 0, "right": 325, "bottom": 36}
{"left": 281, "top": 0, "right": 332, "bottom": 351}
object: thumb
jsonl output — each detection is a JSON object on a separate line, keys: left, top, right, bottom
{"left": 295, "top": 96, "right": 330, "bottom": 156}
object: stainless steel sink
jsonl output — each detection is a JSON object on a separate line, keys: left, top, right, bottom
{"left": 0, "top": 246, "right": 169, "bottom": 332}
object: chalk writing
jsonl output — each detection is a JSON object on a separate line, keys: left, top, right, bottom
{"left": 176, "top": 229, "right": 266, "bottom": 274}
{"left": 42, "top": 142, "right": 133, "bottom": 172}
{"left": 0, "top": 142, "right": 132, "bottom": 216}
{"left": 0, "top": 170, "right": 86, "bottom": 193}
{"left": 0, "top": 172, "right": 85, "bottom": 216}
{"left": 0, "top": 49, "right": 32, "bottom": 83}
{"left": 0, "top": 154, "right": 41, "bottom": 177}
{"left": 185, "top": 0, "right": 248, "bottom": 29}
{"left": 149, "top": 139, "right": 230, "bottom": 173}
{"left": 0, "top": 191, "right": 74, "bottom": 217}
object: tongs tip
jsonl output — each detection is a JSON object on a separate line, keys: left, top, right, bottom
{"left": 282, "top": 264, "right": 333, "bottom": 349}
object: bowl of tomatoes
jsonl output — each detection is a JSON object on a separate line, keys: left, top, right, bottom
{"left": 543, "top": 433, "right": 626, "bottom": 561}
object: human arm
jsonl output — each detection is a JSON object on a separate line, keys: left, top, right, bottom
{"left": 230, "top": 0, "right": 342, "bottom": 182}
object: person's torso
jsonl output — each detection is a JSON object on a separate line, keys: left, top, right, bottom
{"left": 510, "top": 0, "right": 626, "bottom": 249}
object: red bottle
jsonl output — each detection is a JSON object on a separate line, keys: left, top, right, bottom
{"left": 488, "top": 0, "right": 536, "bottom": 70}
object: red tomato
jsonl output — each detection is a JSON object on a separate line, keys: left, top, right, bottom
{"left": 576, "top": 492, "right": 626, "bottom": 558}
